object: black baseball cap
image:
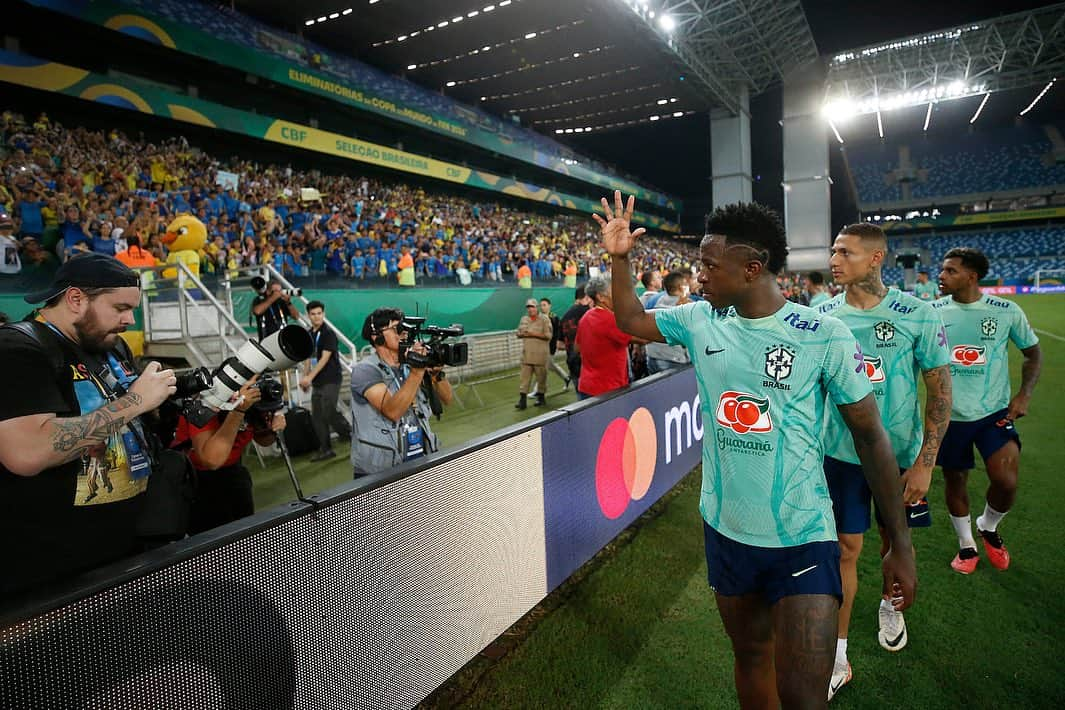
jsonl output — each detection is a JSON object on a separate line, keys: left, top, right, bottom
{"left": 24, "top": 253, "right": 140, "bottom": 303}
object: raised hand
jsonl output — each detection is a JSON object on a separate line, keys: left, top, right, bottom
{"left": 592, "top": 190, "right": 646, "bottom": 258}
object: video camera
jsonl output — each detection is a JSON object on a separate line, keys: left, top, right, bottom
{"left": 249, "top": 275, "right": 302, "bottom": 298}
{"left": 398, "top": 316, "right": 469, "bottom": 369}
{"left": 171, "top": 324, "right": 314, "bottom": 427}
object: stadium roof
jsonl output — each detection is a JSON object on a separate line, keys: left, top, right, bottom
{"left": 237, "top": 0, "right": 816, "bottom": 135}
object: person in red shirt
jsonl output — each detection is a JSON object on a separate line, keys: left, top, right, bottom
{"left": 575, "top": 274, "right": 645, "bottom": 399}
{"left": 173, "top": 375, "right": 285, "bottom": 534}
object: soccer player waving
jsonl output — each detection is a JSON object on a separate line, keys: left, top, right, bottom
{"left": 819, "top": 223, "right": 952, "bottom": 699}
{"left": 933, "top": 248, "right": 1042, "bottom": 574}
{"left": 596, "top": 192, "right": 916, "bottom": 709}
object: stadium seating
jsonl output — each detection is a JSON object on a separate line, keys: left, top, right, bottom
{"left": 0, "top": 111, "right": 696, "bottom": 290}
{"left": 127, "top": 0, "right": 656, "bottom": 199}
{"left": 848, "top": 124, "right": 1065, "bottom": 204}
{"left": 884, "top": 225, "right": 1065, "bottom": 283}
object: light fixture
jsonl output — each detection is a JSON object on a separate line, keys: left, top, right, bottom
{"left": 672, "top": 111, "right": 683, "bottom": 117}
{"left": 343, "top": 8, "right": 352, "bottom": 15}
{"left": 876, "top": 109, "right": 884, "bottom": 138}
{"left": 828, "top": 119, "right": 844, "bottom": 144}
{"left": 659, "top": 15, "right": 676, "bottom": 32}
{"left": 446, "top": 81, "right": 457, "bottom": 87}
{"left": 305, "top": 19, "right": 315, "bottom": 25}
{"left": 525, "top": 32, "right": 537, "bottom": 39}
{"left": 1020, "top": 79, "right": 1055, "bottom": 116}
{"left": 923, "top": 102, "right": 933, "bottom": 131}
{"left": 657, "top": 99, "right": 667, "bottom": 105}
{"left": 650, "top": 115, "right": 660, "bottom": 121}
{"left": 407, "top": 64, "right": 417, "bottom": 70}
{"left": 969, "top": 92, "right": 990, "bottom": 124}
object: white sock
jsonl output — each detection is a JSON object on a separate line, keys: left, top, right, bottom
{"left": 950, "top": 514, "right": 977, "bottom": 550}
{"left": 976, "top": 503, "right": 1007, "bottom": 533}
{"left": 836, "top": 638, "right": 848, "bottom": 665}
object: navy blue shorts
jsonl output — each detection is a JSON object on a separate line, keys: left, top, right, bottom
{"left": 703, "top": 522, "right": 842, "bottom": 605}
{"left": 824, "top": 457, "right": 931, "bottom": 533}
{"left": 936, "top": 408, "right": 1021, "bottom": 471}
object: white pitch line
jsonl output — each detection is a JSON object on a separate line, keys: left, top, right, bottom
{"left": 1035, "top": 328, "right": 1065, "bottom": 342}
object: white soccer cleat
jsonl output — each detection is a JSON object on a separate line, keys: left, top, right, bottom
{"left": 877, "top": 599, "right": 908, "bottom": 652}
{"left": 827, "top": 661, "right": 852, "bottom": 701}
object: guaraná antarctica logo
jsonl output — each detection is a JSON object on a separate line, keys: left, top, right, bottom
{"left": 951, "top": 344, "right": 987, "bottom": 366}
{"left": 714, "top": 391, "right": 773, "bottom": 434}
{"left": 595, "top": 407, "right": 657, "bottom": 519}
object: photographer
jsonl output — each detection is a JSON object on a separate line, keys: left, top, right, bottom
{"left": 172, "top": 375, "right": 286, "bottom": 534}
{"left": 350, "top": 308, "right": 452, "bottom": 477}
{"left": 251, "top": 280, "right": 300, "bottom": 341}
{"left": 0, "top": 253, "right": 177, "bottom": 599}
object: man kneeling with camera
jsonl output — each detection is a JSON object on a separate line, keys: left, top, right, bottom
{"left": 172, "top": 374, "right": 286, "bottom": 534}
{"left": 350, "top": 308, "right": 454, "bottom": 477}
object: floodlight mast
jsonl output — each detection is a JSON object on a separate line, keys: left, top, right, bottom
{"left": 823, "top": 2, "right": 1065, "bottom": 117}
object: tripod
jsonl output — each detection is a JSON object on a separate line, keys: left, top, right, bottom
{"left": 275, "top": 431, "right": 316, "bottom": 507}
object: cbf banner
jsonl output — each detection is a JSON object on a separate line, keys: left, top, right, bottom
{"left": 540, "top": 369, "right": 702, "bottom": 591}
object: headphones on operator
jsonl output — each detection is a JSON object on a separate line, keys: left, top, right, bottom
{"left": 363, "top": 307, "right": 404, "bottom": 348}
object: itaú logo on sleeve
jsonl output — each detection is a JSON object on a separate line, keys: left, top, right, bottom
{"left": 715, "top": 391, "right": 772, "bottom": 434}
{"left": 951, "top": 344, "right": 987, "bottom": 367}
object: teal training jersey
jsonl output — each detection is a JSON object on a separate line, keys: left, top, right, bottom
{"left": 808, "top": 291, "right": 830, "bottom": 309}
{"left": 913, "top": 281, "right": 938, "bottom": 302}
{"left": 818, "top": 289, "right": 950, "bottom": 467}
{"left": 656, "top": 301, "right": 871, "bottom": 548}
{"left": 931, "top": 295, "right": 1039, "bottom": 421}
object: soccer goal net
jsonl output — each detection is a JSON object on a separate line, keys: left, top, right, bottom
{"left": 1034, "top": 269, "right": 1065, "bottom": 288}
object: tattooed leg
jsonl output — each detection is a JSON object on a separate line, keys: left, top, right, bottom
{"left": 773, "top": 594, "right": 838, "bottom": 709}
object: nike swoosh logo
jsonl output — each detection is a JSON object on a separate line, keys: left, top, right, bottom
{"left": 883, "top": 629, "right": 906, "bottom": 648}
{"left": 791, "top": 564, "right": 817, "bottom": 577}
{"left": 830, "top": 676, "right": 847, "bottom": 694}
{"left": 705, "top": 346, "right": 725, "bottom": 355}
{"left": 909, "top": 511, "right": 929, "bottom": 519}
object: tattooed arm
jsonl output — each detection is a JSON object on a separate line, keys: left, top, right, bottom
{"left": 902, "top": 364, "right": 952, "bottom": 504}
{"left": 0, "top": 393, "right": 146, "bottom": 476}
{"left": 0, "top": 361, "right": 175, "bottom": 476}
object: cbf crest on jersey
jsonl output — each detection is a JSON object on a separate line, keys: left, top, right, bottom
{"left": 764, "top": 345, "right": 795, "bottom": 382}
{"left": 874, "top": 320, "right": 895, "bottom": 342}
{"left": 981, "top": 317, "right": 998, "bottom": 338}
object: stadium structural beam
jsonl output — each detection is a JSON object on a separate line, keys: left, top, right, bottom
{"left": 824, "top": 2, "right": 1065, "bottom": 113}
{"left": 609, "top": 0, "right": 818, "bottom": 116}
{"left": 710, "top": 85, "right": 752, "bottom": 208}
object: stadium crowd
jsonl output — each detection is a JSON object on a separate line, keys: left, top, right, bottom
{"left": 0, "top": 110, "right": 699, "bottom": 287}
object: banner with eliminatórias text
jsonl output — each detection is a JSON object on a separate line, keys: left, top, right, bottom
{"left": 25, "top": 0, "right": 681, "bottom": 212}
{"left": 540, "top": 368, "right": 703, "bottom": 591}
{"left": 0, "top": 51, "right": 679, "bottom": 232}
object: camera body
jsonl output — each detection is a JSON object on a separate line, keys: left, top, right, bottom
{"left": 245, "top": 373, "right": 285, "bottom": 428}
{"left": 250, "top": 275, "right": 302, "bottom": 298}
{"left": 398, "top": 316, "right": 469, "bottom": 369}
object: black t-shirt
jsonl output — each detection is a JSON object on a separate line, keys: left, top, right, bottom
{"left": 559, "top": 304, "right": 590, "bottom": 353}
{"left": 251, "top": 294, "right": 289, "bottom": 341}
{"left": 0, "top": 325, "right": 148, "bottom": 600}
{"left": 311, "top": 324, "right": 342, "bottom": 386}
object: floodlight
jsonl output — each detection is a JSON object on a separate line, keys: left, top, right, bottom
{"left": 525, "top": 32, "right": 537, "bottom": 39}
{"left": 659, "top": 15, "right": 676, "bottom": 32}
{"left": 650, "top": 115, "right": 660, "bottom": 121}
{"left": 305, "top": 19, "right": 315, "bottom": 26}
{"left": 657, "top": 99, "right": 668, "bottom": 105}
{"left": 343, "top": 8, "right": 352, "bottom": 15}
{"left": 969, "top": 92, "right": 990, "bottom": 124}
{"left": 446, "top": 81, "right": 457, "bottom": 87}
{"left": 330, "top": 12, "right": 339, "bottom": 19}
{"left": 407, "top": 64, "right": 417, "bottom": 70}
{"left": 672, "top": 111, "right": 683, "bottom": 117}
{"left": 1020, "top": 79, "right": 1055, "bottom": 116}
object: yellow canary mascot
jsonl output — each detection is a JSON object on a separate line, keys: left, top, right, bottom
{"left": 161, "top": 215, "right": 207, "bottom": 280}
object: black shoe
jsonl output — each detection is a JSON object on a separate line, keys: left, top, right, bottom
{"left": 563, "top": 377, "right": 572, "bottom": 390}
{"left": 515, "top": 394, "right": 527, "bottom": 410}
{"left": 534, "top": 393, "right": 546, "bottom": 407}
{"left": 310, "top": 450, "right": 337, "bottom": 462}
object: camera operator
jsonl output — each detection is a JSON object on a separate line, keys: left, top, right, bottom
{"left": 350, "top": 308, "right": 452, "bottom": 477}
{"left": 172, "top": 375, "right": 286, "bottom": 534}
{"left": 0, "top": 253, "right": 177, "bottom": 599}
{"left": 251, "top": 280, "right": 300, "bottom": 341}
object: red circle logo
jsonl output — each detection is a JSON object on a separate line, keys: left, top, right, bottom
{"left": 594, "top": 407, "right": 657, "bottom": 519}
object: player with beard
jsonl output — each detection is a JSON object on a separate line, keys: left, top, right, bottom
{"left": 598, "top": 192, "right": 916, "bottom": 709}
{"left": 933, "top": 248, "right": 1041, "bottom": 574}
{"left": 0, "top": 253, "right": 177, "bottom": 600}
{"left": 818, "top": 223, "right": 951, "bottom": 699}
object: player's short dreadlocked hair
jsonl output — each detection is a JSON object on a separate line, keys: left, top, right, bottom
{"left": 704, "top": 202, "right": 789, "bottom": 274}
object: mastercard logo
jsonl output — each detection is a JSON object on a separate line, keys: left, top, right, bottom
{"left": 595, "top": 407, "right": 657, "bottom": 519}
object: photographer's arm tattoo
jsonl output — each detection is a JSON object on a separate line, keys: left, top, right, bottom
{"left": 49, "top": 392, "right": 144, "bottom": 459}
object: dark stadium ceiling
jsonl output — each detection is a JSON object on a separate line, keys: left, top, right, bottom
{"left": 234, "top": 0, "right": 812, "bottom": 137}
